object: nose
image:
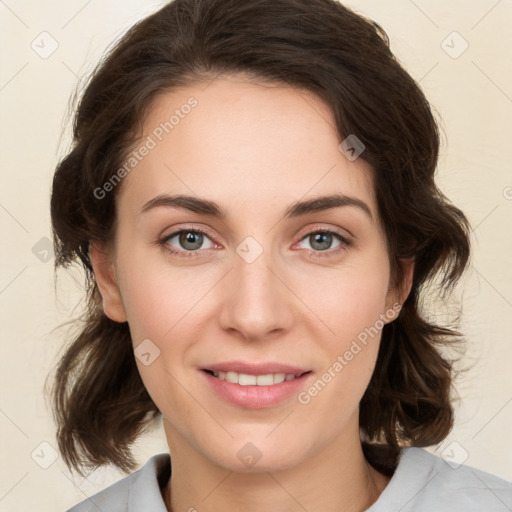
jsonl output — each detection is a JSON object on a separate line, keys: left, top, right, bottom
{"left": 217, "top": 249, "right": 295, "bottom": 342}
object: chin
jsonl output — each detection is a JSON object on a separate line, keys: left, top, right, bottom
{"left": 204, "top": 435, "right": 313, "bottom": 474}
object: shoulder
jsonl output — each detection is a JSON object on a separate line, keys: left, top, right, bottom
{"left": 368, "top": 446, "right": 512, "bottom": 512}
{"left": 65, "top": 453, "right": 171, "bottom": 512}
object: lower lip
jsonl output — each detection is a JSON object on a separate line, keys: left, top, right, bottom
{"left": 200, "top": 370, "right": 313, "bottom": 409}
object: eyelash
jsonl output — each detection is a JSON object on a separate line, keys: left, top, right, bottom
{"left": 159, "top": 226, "right": 352, "bottom": 259}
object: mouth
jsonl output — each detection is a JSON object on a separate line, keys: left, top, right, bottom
{"left": 200, "top": 367, "right": 314, "bottom": 408}
{"left": 202, "top": 369, "right": 312, "bottom": 386}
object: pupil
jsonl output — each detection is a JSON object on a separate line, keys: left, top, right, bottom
{"left": 311, "top": 232, "right": 331, "bottom": 251}
{"left": 180, "top": 231, "right": 203, "bottom": 250}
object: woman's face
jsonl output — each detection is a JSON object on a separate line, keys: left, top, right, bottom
{"left": 94, "top": 75, "right": 406, "bottom": 472}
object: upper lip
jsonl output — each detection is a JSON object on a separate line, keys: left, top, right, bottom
{"left": 202, "top": 361, "right": 311, "bottom": 376}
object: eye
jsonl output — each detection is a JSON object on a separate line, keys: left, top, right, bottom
{"left": 296, "top": 229, "right": 351, "bottom": 256}
{"left": 159, "top": 227, "right": 351, "bottom": 259}
{"left": 161, "top": 228, "right": 215, "bottom": 254}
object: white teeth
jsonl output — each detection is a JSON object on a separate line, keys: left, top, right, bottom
{"left": 238, "top": 373, "right": 256, "bottom": 385}
{"left": 211, "top": 371, "right": 301, "bottom": 386}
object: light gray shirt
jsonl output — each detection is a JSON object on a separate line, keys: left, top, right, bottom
{"left": 66, "top": 447, "right": 512, "bottom": 511}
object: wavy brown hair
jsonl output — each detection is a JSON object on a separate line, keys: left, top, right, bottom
{"left": 48, "top": 0, "right": 471, "bottom": 476}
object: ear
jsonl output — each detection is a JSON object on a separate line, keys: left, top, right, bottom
{"left": 384, "top": 258, "right": 414, "bottom": 322}
{"left": 89, "top": 242, "right": 127, "bottom": 323}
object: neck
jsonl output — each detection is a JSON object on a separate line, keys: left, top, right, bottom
{"left": 162, "top": 419, "right": 391, "bottom": 512}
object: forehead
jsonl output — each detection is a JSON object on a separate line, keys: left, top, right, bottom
{"left": 118, "top": 75, "right": 377, "bottom": 220}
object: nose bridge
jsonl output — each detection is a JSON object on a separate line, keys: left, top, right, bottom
{"left": 218, "top": 238, "right": 293, "bottom": 340}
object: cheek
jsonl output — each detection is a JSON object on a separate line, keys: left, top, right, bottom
{"left": 293, "top": 253, "right": 391, "bottom": 397}
{"left": 296, "top": 258, "right": 390, "bottom": 346}
{"left": 116, "top": 243, "right": 218, "bottom": 343}
{"left": 116, "top": 254, "right": 214, "bottom": 409}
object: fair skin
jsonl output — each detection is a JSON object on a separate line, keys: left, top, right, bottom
{"left": 90, "top": 74, "right": 413, "bottom": 512}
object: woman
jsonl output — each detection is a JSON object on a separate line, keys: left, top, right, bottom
{"left": 49, "top": 0, "right": 512, "bottom": 510}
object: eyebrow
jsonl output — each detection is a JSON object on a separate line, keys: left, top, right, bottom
{"left": 141, "top": 193, "right": 373, "bottom": 221}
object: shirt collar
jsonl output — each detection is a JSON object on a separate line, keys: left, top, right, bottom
{"left": 128, "top": 453, "right": 171, "bottom": 512}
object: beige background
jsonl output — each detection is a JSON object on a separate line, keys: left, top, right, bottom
{"left": 1, "top": 1, "right": 511, "bottom": 510}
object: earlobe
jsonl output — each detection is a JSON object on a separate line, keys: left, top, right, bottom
{"left": 89, "top": 242, "right": 127, "bottom": 323}
{"left": 385, "top": 258, "right": 415, "bottom": 322}
{"left": 398, "top": 258, "right": 415, "bottom": 305}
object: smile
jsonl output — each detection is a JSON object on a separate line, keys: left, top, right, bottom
{"left": 205, "top": 370, "right": 307, "bottom": 386}
{"left": 201, "top": 369, "right": 314, "bottom": 408}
